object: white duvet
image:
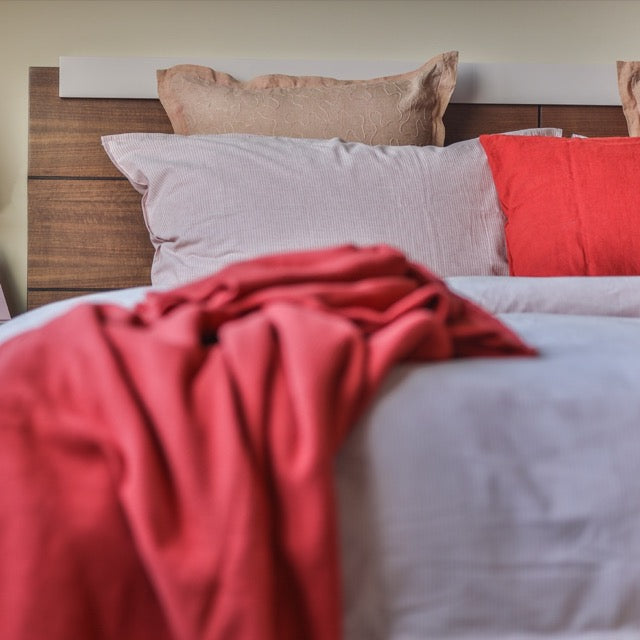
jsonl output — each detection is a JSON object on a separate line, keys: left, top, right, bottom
{"left": 2, "top": 276, "right": 640, "bottom": 638}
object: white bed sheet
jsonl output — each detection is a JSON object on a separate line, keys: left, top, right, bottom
{"left": 3, "top": 276, "right": 639, "bottom": 345}
{"left": 0, "top": 287, "right": 151, "bottom": 345}
{"left": 2, "top": 277, "right": 640, "bottom": 638}
{"left": 339, "top": 310, "right": 640, "bottom": 638}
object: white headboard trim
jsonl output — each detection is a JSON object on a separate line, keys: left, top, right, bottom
{"left": 59, "top": 56, "right": 620, "bottom": 105}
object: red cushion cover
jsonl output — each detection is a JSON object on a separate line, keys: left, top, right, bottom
{"left": 0, "top": 245, "right": 534, "bottom": 640}
{"left": 480, "top": 134, "right": 640, "bottom": 276}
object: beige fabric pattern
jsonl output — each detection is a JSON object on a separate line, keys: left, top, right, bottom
{"left": 102, "top": 128, "right": 560, "bottom": 289}
{"left": 157, "top": 52, "right": 458, "bottom": 146}
{"left": 617, "top": 61, "right": 640, "bottom": 136}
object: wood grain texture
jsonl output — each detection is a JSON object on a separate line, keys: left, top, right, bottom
{"left": 29, "top": 67, "right": 172, "bottom": 178}
{"left": 27, "top": 289, "right": 114, "bottom": 309}
{"left": 539, "top": 105, "right": 628, "bottom": 137}
{"left": 443, "top": 104, "right": 539, "bottom": 143}
{"left": 28, "top": 179, "right": 153, "bottom": 308}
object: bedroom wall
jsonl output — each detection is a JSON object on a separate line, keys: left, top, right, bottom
{"left": 1, "top": 0, "right": 639, "bottom": 315}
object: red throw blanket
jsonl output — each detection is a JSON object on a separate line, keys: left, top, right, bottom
{"left": 0, "top": 245, "right": 534, "bottom": 640}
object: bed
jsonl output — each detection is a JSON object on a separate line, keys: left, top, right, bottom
{"left": 2, "top": 54, "right": 640, "bottom": 639}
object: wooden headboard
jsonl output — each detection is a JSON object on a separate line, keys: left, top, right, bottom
{"left": 27, "top": 65, "right": 629, "bottom": 310}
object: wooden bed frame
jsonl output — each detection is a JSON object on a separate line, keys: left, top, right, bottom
{"left": 27, "top": 65, "right": 629, "bottom": 310}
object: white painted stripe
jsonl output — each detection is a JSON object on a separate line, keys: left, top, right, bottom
{"left": 59, "top": 56, "right": 621, "bottom": 105}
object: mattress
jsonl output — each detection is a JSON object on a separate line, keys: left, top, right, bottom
{"left": 2, "top": 275, "right": 639, "bottom": 637}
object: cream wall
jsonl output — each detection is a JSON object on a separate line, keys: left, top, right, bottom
{"left": 1, "top": 0, "right": 639, "bottom": 314}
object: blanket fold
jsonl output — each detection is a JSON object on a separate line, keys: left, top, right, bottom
{"left": 0, "top": 245, "right": 534, "bottom": 640}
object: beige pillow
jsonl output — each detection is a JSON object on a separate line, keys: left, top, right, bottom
{"left": 157, "top": 52, "right": 458, "bottom": 146}
{"left": 617, "top": 61, "right": 640, "bottom": 136}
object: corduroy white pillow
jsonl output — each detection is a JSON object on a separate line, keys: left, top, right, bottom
{"left": 103, "top": 129, "right": 561, "bottom": 289}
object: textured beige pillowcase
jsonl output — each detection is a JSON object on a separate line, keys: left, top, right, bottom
{"left": 617, "top": 61, "right": 640, "bottom": 136}
{"left": 157, "top": 52, "right": 458, "bottom": 146}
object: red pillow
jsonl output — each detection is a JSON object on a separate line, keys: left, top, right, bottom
{"left": 480, "top": 134, "right": 640, "bottom": 276}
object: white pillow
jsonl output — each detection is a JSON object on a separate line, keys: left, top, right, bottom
{"left": 102, "top": 129, "right": 561, "bottom": 288}
{"left": 447, "top": 275, "right": 640, "bottom": 317}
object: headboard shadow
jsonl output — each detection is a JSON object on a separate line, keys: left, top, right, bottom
{"left": 27, "top": 66, "right": 629, "bottom": 310}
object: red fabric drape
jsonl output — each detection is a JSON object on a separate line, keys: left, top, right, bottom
{"left": 0, "top": 245, "right": 534, "bottom": 640}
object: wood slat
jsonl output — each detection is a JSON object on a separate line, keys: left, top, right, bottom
{"left": 29, "top": 67, "right": 172, "bottom": 177}
{"left": 540, "top": 105, "right": 628, "bottom": 137}
{"left": 444, "top": 104, "right": 539, "bottom": 144}
{"left": 28, "top": 179, "right": 153, "bottom": 295}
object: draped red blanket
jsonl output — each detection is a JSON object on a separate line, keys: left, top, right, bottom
{"left": 0, "top": 245, "right": 534, "bottom": 640}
